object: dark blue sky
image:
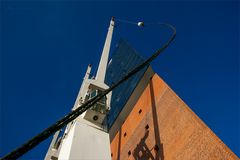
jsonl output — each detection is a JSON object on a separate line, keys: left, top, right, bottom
{"left": 1, "top": 1, "right": 239, "bottom": 159}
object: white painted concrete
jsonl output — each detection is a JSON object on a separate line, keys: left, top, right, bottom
{"left": 45, "top": 18, "right": 114, "bottom": 160}
{"left": 59, "top": 119, "right": 111, "bottom": 160}
{"left": 96, "top": 17, "right": 115, "bottom": 83}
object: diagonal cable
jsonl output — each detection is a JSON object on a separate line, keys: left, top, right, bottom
{"left": 1, "top": 23, "right": 176, "bottom": 160}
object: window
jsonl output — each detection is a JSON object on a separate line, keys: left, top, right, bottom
{"left": 87, "top": 89, "right": 108, "bottom": 114}
{"left": 138, "top": 109, "right": 142, "bottom": 114}
{"left": 128, "top": 150, "right": 131, "bottom": 156}
{"left": 105, "top": 40, "right": 149, "bottom": 127}
{"left": 51, "top": 156, "right": 58, "bottom": 160}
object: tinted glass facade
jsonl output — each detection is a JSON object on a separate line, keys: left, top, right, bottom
{"left": 105, "top": 40, "right": 148, "bottom": 128}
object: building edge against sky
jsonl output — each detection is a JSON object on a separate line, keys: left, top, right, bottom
{"left": 106, "top": 40, "right": 238, "bottom": 159}
{"left": 44, "top": 18, "right": 239, "bottom": 159}
{"left": 109, "top": 68, "right": 239, "bottom": 160}
{"left": 45, "top": 17, "right": 116, "bottom": 160}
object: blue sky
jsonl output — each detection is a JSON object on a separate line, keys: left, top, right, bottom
{"left": 1, "top": 1, "right": 239, "bottom": 159}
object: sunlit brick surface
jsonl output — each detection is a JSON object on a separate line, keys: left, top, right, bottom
{"left": 110, "top": 74, "right": 238, "bottom": 160}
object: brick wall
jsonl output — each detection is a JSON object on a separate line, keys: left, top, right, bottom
{"left": 110, "top": 74, "right": 238, "bottom": 160}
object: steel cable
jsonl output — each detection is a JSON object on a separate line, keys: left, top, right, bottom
{"left": 1, "top": 22, "right": 176, "bottom": 160}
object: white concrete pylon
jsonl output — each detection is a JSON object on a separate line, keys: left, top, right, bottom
{"left": 84, "top": 64, "right": 92, "bottom": 80}
{"left": 45, "top": 17, "right": 114, "bottom": 160}
{"left": 95, "top": 17, "right": 115, "bottom": 83}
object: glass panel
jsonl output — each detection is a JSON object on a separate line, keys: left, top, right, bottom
{"left": 90, "top": 90, "right": 97, "bottom": 99}
{"left": 88, "top": 89, "right": 107, "bottom": 113}
{"left": 105, "top": 39, "right": 149, "bottom": 128}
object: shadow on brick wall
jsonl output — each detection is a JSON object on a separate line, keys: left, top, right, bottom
{"left": 149, "top": 79, "right": 164, "bottom": 160}
{"left": 133, "top": 130, "right": 155, "bottom": 159}
{"left": 132, "top": 78, "right": 164, "bottom": 160}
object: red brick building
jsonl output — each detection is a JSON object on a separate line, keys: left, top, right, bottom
{"left": 109, "top": 73, "right": 238, "bottom": 160}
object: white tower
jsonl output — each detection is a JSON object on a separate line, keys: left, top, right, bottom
{"left": 45, "top": 17, "right": 115, "bottom": 160}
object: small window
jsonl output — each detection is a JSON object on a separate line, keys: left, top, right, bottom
{"left": 154, "top": 145, "right": 159, "bottom": 151}
{"left": 90, "top": 90, "right": 97, "bottom": 98}
{"left": 145, "top": 124, "right": 149, "bottom": 130}
{"left": 138, "top": 109, "right": 142, "bottom": 114}
{"left": 128, "top": 150, "right": 131, "bottom": 156}
{"left": 124, "top": 132, "right": 127, "bottom": 137}
{"left": 50, "top": 156, "right": 58, "bottom": 160}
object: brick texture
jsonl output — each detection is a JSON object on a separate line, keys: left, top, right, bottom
{"left": 110, "top": 74, "right": 239, "bottom": 160}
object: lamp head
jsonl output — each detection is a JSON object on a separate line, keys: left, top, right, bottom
{"left": 137, "top": 22, "right": 144, "bottom": 27}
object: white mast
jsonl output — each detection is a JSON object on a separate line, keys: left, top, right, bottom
{"left": 96, "top": 17, "right": 115, "bottom": 83}
{"left": 45, "top": 17, "right": 115, "bottom": 160}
